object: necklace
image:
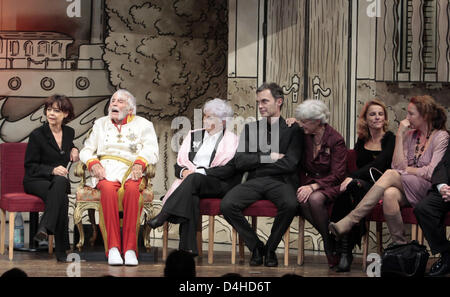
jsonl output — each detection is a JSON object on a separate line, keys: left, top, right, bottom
{"left": 114, "top": 122, "right": 124, "bottom": 143}
{"left": 413, "top": 129, "right": 433, "bottom": 167}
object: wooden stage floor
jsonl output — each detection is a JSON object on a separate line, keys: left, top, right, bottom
{"left": 0, "top": 247, "right": 442, "bottom": 278}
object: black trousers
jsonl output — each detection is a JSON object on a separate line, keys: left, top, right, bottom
{"left": 23, "top": 176, "right": 70, "bottom": 256}
{"left": 220, "top": 176, "right": 298, "bottom": 252}
{"left": 414, "top": 190, "right": 450, "bottom": 255}
{"left": 162, "top": 173, "right": 230, "bottom": 255}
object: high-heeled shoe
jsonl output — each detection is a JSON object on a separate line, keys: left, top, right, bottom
{"left": 325, "top": 234, "right": 339, "bottom": 269}
{"left": 326, "top": 252, "right": 339, "bottom": 268}
{"left": 33, "top": 226, "right": 48, "bottom": 243}
{"left": 146, "top": 211, "right": 170, "bottom": 229}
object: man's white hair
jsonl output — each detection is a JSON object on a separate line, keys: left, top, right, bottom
{"left": 295, "top": 99, "right": 330, "bottom": 124}
{"left": 111, "top": 89, "right": 137, "bottom": 115}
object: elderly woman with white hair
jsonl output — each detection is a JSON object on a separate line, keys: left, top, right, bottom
{"left": 294, "top": 99, "right": 347, "bottom": 268}
{"left": 148, "top": 98, "right": 241, "bottom": 256}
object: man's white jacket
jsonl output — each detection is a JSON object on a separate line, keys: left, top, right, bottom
{"left": 80, "top": 115, "right": 159, "bottom": 187}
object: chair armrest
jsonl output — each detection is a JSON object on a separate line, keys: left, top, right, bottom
{"left": 145, "top": 164, "right": 156, "bottom": 179}
{"left": 141, "top": 164, "right": 156, "bottom": 192}
{"left": 74, "top": 162, "right": 87, "bottom": 188}
{"left": 140, "top": 164, "right": 156, "bottom": 202}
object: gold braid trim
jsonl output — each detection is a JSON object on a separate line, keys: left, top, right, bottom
{"left": 99, "top": 155, "right": 134, "bottom": 212}
{"left": 99, "top": 155, "right": 133, "bottom": 166}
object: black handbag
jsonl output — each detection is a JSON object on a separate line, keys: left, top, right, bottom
{"left": 381, "top": 240, "right": 429, "bottom": 277}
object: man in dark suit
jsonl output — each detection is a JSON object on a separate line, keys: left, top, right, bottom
{"left": 220, "top": 82, "right": 303, "bottom": 267}
{"left": 414, "top": 140, "right": 450, "bottom": 276}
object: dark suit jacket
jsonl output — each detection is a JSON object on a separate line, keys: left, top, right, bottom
{"left": 174, "top": 129, "right": 242, "bottom": 191}
{"left": 431, "top": 140, "right": 450, "bottom": 190}
{"left": 234, "top": 117, "right": 303, "bottom": 188}
{"left": 23, "top": 123, "right": 76, "bottom": 185}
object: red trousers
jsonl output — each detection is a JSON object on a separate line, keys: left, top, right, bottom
{"left": 97, "top": 179, "right": 143, "bottom": 257}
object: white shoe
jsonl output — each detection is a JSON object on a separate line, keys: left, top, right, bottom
{"left": 124, "top": 250, "right": 138, "bottom": 266}
{"left": 108, "top": 247, "right": 123, "bottom": 266}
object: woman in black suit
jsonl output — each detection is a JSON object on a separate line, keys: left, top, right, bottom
{"left": 23, "top": 94, "right": 79, "bottom": 262}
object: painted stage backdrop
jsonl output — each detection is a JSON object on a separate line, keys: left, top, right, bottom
{"left": 1, "top": 0, "right": 449, "bottom": 258}
{"left": 0, "top": 0, "right": 233, "bottom": 251}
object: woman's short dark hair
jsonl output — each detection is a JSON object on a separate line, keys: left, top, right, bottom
{"left": 44, "top": 94, "right": 75, "bottom": 125}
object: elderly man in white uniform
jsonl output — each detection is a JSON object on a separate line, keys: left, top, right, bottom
{"left": 80, "top": 89, "right": 159, "bottom": 266}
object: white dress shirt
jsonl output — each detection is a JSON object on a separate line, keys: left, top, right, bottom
{"left": 180, "top": 130, "right": 222, "bottom": 177}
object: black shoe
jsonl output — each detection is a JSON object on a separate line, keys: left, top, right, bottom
{"left": 336, "top": 235, "right": 353, "bottom": 272}
{"left": 336, "top": 253, "right": 353, "bottom": 272}
{"left": 147, "top": 211, "right": 170, "bottom": 229}
{"left": 325, "top": 234, "right": 339, "bottom": 269}
{"left": 33, "top": 226, "right": 48, "bottom": 243}
{"left": 264, "top": 250, "right": 278, "bottom": 267}
{"left": 428, "top": 254, "right": 450, "bottom": 277}
{"left": 249, "top": 244, "right": 264, "bottom": 266}
{"left": 56, "top": 255, "right": 72, "bottom": 263}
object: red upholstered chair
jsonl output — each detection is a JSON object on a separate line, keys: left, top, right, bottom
{"left": 232, "top": 200, "right": 291, "bottom": 266}
{"left": 161, "top": 172, "right": 254, "bottom": 264}
{"left": 162, "top": 198, "right": 222, "bottom": 264}
{"left": 0, "top": 142, "right": 54, "bottom": 260}
{"left": 296, "top": 149, "right": 357, "bottom": 266}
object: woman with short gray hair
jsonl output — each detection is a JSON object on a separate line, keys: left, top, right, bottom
{"left": 294, "top": 99, "right": 330, "bottom": 125}
{"left": 203, "top": 98, "right": 234, "bottom": 124}
{"left": 147, "top": 98, "right": 240, "bottom": 256}
{"left": 294, "top": 99, "right": 348, "bottom": 268}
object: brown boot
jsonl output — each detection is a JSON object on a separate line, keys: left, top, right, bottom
{"left": 384, "top": 212, "right": 407, "bottom": 245}
{"left": 329, "top": 185, "right": 385, "bottom": 239}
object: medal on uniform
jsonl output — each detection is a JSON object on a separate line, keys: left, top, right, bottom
{"left": 129, "top": 143, "right": 138, "bottom": 153}
{"left": 114, "top": 123, "right": 124, "bottom": 143}
{"left": 127, "top": 132, "right": 137, "bottom": 142}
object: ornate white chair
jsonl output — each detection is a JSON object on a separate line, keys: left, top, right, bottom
{"left": 73, "top": 162, "right": 155, "bottom": 253}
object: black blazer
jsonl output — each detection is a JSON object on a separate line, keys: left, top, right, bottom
{"left": 23, "top": 123, "right": 76, "bottom": 185}
{"left": 235, "top": 117, "right": 304, "bottom": 188}
{"left": 174, "top": 129, "right": 242, "bottom": 190}
{"left": 431, "top": 139, "right": 450, "bottom": 190}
